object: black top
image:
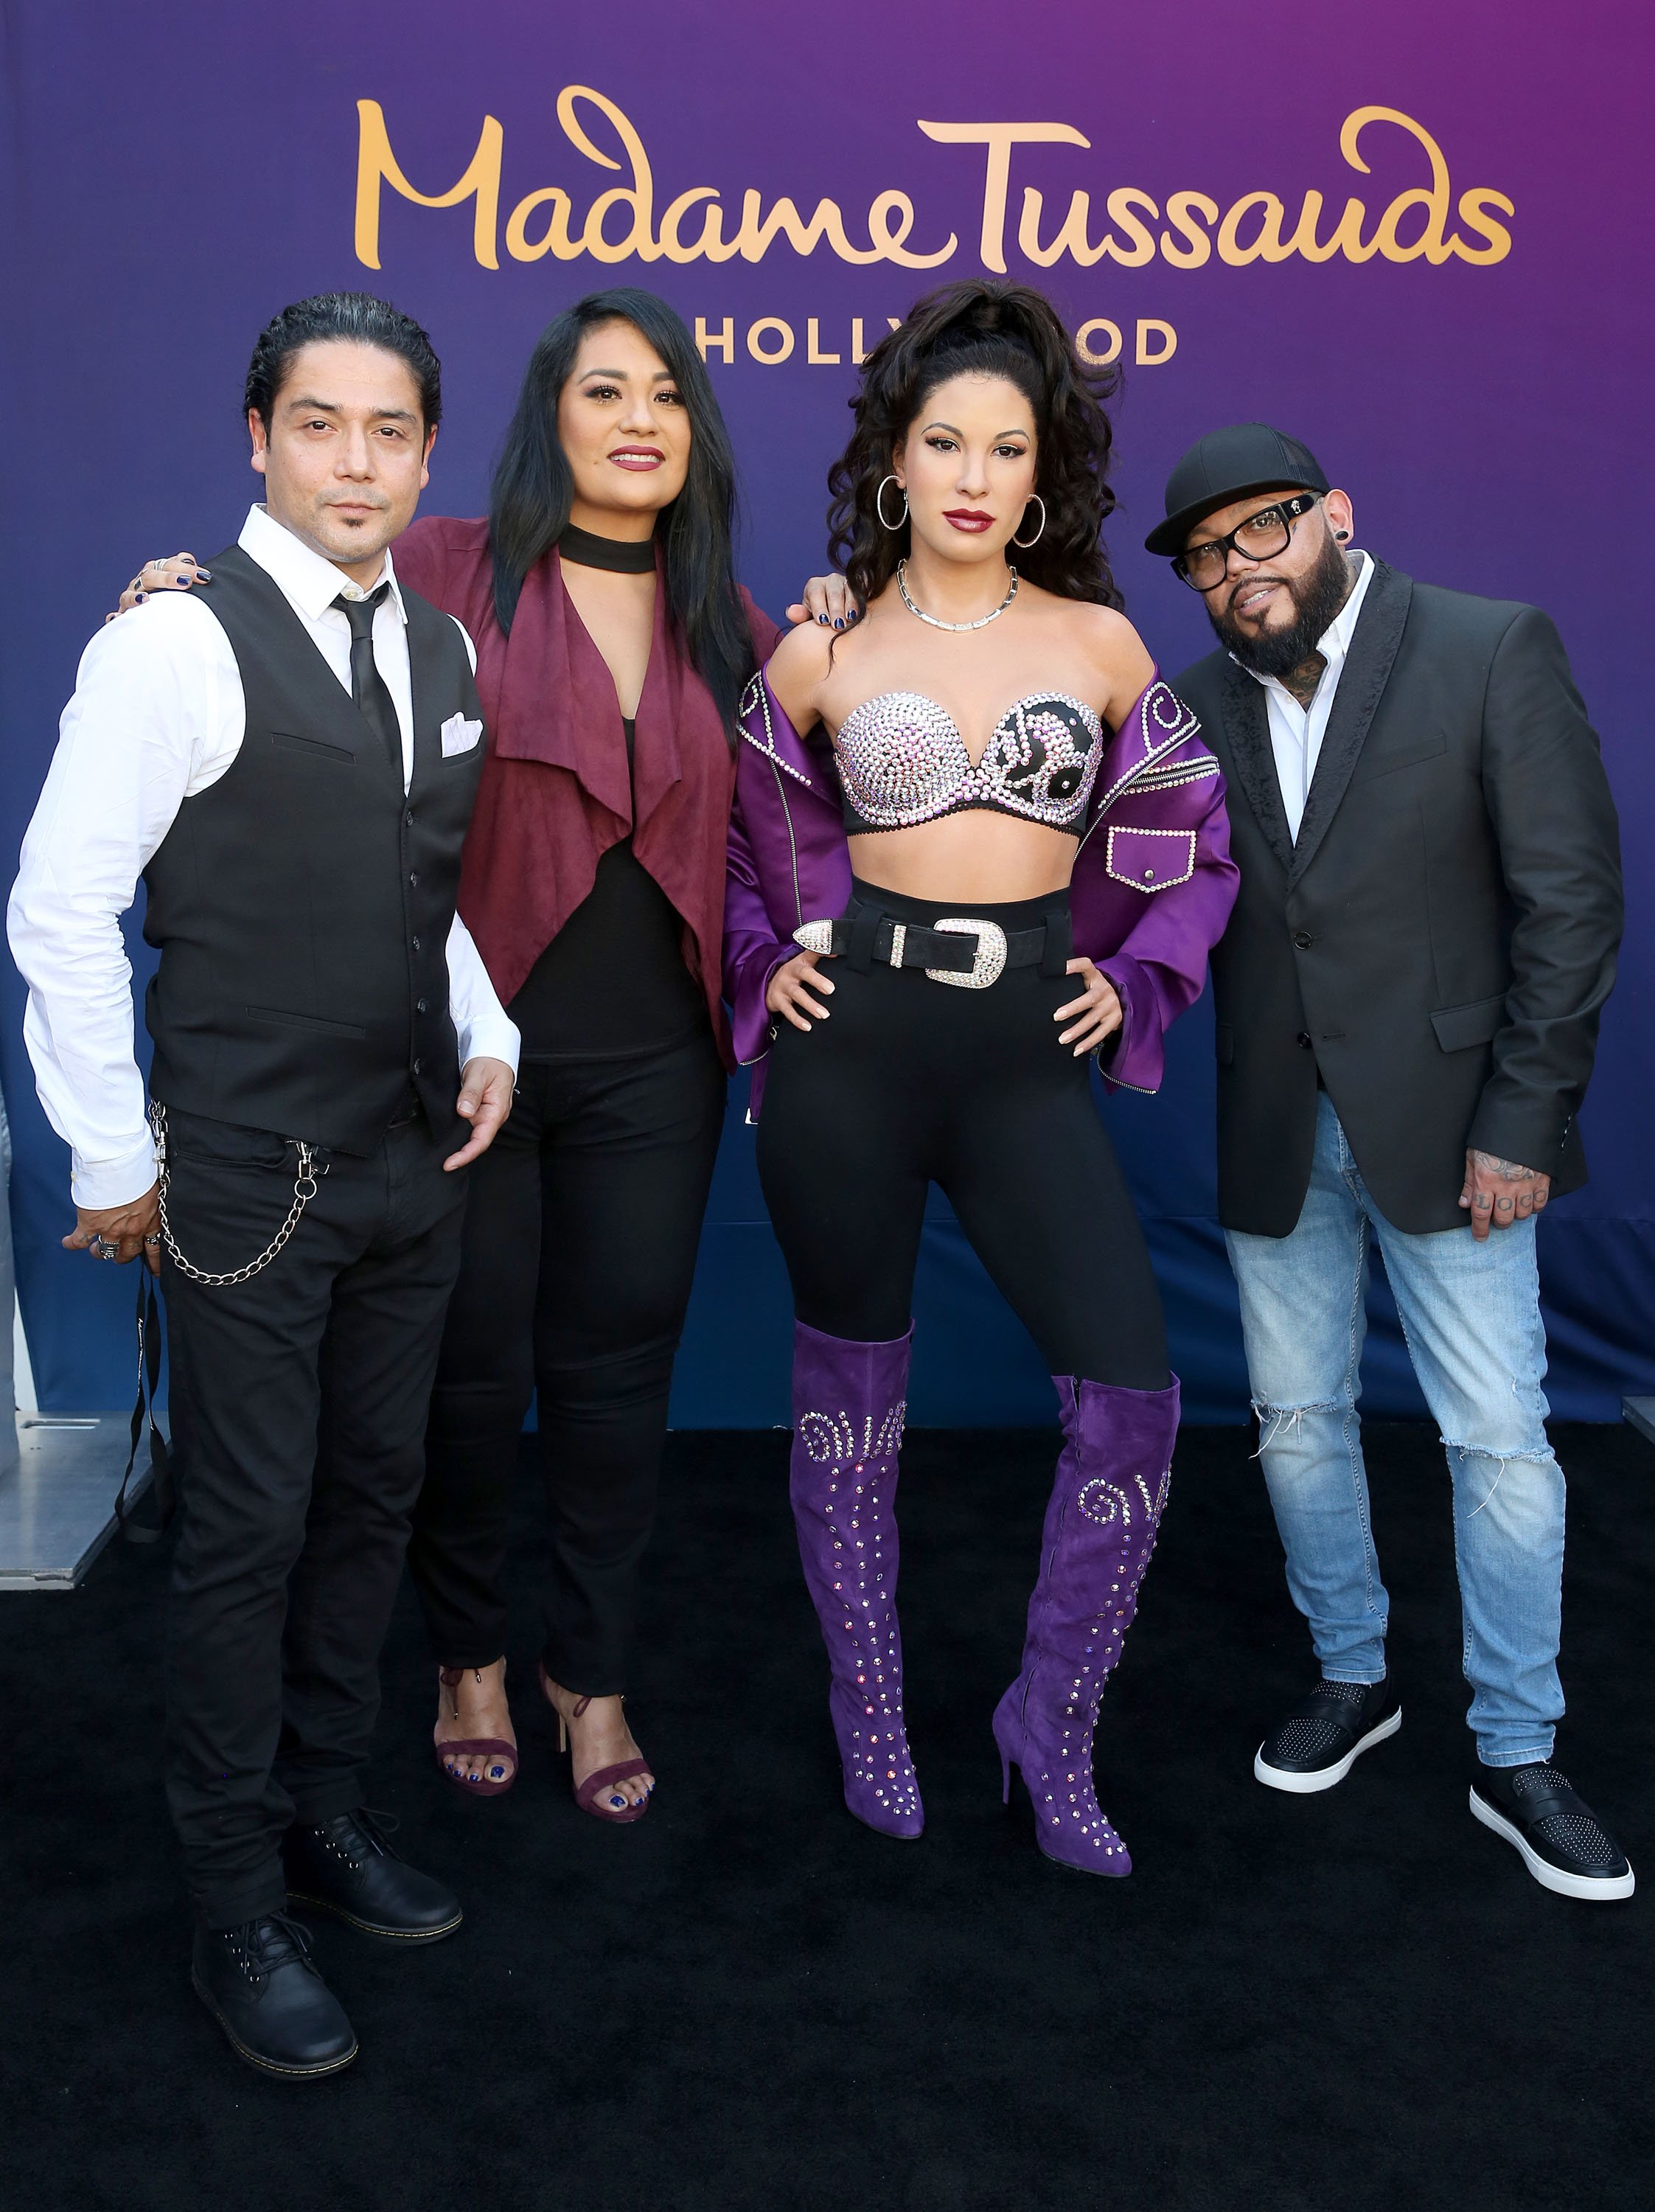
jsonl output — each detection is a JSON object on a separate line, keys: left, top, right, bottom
{"left": 509, "top": 717, "right": 705, "bottom": 1061}
{"left": 144, "top": 545, "right": 485, "bottom": 1152}
{"left": 510, "top": 524, "right": 707, "bottom": 1061}
{"left": 1178, "top": 558, "right": 1623, "bottom": 1237}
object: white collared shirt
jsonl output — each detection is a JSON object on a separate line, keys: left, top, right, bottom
{"left": 1241, "top": 549, "right": 1375, "bottom": 841}
{"left": 8, "top": 504, "right": 519, "bottom": 1208}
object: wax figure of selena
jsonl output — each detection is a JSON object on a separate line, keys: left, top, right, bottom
{"left": 116, "top": 288, "right": 851, "bottom": 1823}
{"left": 1145, "top": 424, "right": 1630, "bottom": 1902}
{"left": 725, "top": 279, "right": 1238, "bottom": 1874}
{"left": 9, "top": 293, "right": 520, "bottom": 2079}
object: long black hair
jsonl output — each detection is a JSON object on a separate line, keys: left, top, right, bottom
{"left": 487, "top": 288, "right": 753, "bottom": 740}
{"left": 827, "top": 279, "right": 1123, "bottom": 611}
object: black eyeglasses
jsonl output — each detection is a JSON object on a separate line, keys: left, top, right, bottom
{"left": 1172, "top": 493, "right": 1323, "bottom": 592}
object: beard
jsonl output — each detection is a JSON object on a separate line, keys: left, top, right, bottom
{"left": 1208, "top": 529, "right": 1355, "bottom": 681}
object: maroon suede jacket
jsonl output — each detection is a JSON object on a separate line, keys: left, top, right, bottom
{"left": 398, "top": 515, "right": 780, "bottom": 1065}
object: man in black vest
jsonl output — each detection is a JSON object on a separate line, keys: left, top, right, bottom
{"left": 1145, "top": 424, "right": 1631, "bottom": 1902}
{"left": 10, "top": 294, "right": 520, "bottom": 2073}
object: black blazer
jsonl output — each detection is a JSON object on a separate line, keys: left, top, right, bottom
{"left": 1174, "top": 559, "right": 1623, "bottom": 1237}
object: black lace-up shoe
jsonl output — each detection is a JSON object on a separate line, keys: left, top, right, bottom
{"left": 1254, "top": 1677, "right": 1401, "bottom": 1793}
{"left": 191, "top": 1912, "right": 358, "bottom": 2079}
{"left": 1469, "top": 1762, "right": 1635, "bottom": 1901}
{"left": 283, "top": 1810, "right": 463, "bottom": 1940}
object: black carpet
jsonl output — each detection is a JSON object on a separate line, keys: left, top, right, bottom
{"left": 4, "top": 1420, "right": 1651, "bottom": 2212}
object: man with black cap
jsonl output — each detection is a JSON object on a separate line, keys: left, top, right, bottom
{"left": 1146, "top": 425, "right": 1630, "bottom": 1901}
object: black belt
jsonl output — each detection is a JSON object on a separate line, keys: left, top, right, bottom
{"left": 810, "top": 900, "right": 1072, "bottom": 987}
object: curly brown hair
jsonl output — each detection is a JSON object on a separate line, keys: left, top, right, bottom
{"left": 826, "top": 279, "right": 1123, "bottom": 611}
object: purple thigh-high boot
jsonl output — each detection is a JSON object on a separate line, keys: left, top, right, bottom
{"left": 992, "top": 1376, "right": 1180, "bottom": 1875}
{"left": 788, "top": 1320, "right": 923, "bottom": 1840}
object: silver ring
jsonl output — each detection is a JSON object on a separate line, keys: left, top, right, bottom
{"left": 94, "top": 1239, "right": 119, "bottom": 1260}
{"left": 144, "top": 1233, "right": 161, "bottom": 1246}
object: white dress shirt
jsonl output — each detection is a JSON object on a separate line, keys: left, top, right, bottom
{"left": 9, "top": 504, "right": 519, "bottom": 1208}
{"left": 1241, "top": 550, "right": 1375, "bottom": 841}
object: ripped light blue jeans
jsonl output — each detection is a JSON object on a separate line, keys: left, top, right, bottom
{"left": 1225, "top": 1093, "right": 1564, "bottom": 1767}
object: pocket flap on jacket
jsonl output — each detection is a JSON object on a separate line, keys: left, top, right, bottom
{"left": 246, "top": 1004, "right": 369, "bottom": 1040}
{"left": 1430, "top": 993, "right": 1506, "bottom": 1052}
{"left": 1351, "top": 734, "right": 1448, "bottom": 782}
{"left": 272, "top": 730, "right": 355, "bottom": 764}
{"left": 1105, "top": 825, "right": 1196, "bottom": 891}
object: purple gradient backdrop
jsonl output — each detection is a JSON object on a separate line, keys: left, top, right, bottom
{"left": 1, "top": 1, "right": 1649, "bottom": 1419}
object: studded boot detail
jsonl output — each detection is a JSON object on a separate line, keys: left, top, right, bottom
{"left": 788, "top": 1320, "right": 923, "bottom": 1839}
{"left": 992, "top": 1376, "right": 1180, "bottom": 1875}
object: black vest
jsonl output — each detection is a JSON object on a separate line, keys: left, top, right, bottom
{"left": 142, "top": 543, "right": 487, "bottom": 1152}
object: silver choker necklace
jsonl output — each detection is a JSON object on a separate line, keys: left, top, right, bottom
{"left": 896, "top": 559, "right": 1019, "bottom": 631}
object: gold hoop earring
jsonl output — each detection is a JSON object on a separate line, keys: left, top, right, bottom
{"left": 876, "top": 475, "right": 909, "bottom": 532}
{"left": 1011, "top": 494, "right": 1046, "bottom": 549}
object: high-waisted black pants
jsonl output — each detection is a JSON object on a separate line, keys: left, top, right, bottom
{"left": 755, "top": 883, "right": 1169, "bottom": 1390}
{"left": 408, "top": 1031, "right": 726, "bottom": 1694}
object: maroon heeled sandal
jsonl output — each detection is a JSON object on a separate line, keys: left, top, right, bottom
{"left": 433, "top": 1664, "right": 518, "bottom": 1796}
{"left": 537, "top": 1661, "right": 652, "bottom": 1823}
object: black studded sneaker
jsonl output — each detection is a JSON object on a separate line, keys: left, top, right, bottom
{"left": 1469, "top": 1761, "right": 1635, "bottom": 1902}
{"left": 284, "top": 1810, "right": 464, "bottom": 1940}
{"left": 1254, "top": 1677, "right": 1401, "bottom": 1794}
{"left": 191, "top": 1912, "right": 358, "bottom": 2080}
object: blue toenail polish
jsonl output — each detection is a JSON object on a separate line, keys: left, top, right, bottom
{"left": 834, "top": 616, "right": 844, "bottom": 628}
{"left": 610, "top": 1795, "right": 626, "bottom": 1808}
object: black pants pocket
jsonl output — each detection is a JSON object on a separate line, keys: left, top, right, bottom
{"left": 159, "top": 1106, "right": 296, "bottom": 1173}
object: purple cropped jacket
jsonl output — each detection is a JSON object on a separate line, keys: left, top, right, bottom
{"left": 722, "top": 667, "right": 1241, "bottom": 1118}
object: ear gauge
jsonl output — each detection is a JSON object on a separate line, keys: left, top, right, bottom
{"left": 1334, "top": 530, "right": 1351, "bottom": 541}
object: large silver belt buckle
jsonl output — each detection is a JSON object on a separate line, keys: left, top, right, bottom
{"left": 925, "top": 917, "right": 1008, "bottom": 989}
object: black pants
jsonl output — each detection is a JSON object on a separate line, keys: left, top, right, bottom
{"left": 755, "top": 884, "right": 1169, "bottom": 1390}
{"left": 408, "top": 1031, "right": 726, "bottom": 1694}
{"left": 161, "top": 1106, "right": 466, "bottom": 1930}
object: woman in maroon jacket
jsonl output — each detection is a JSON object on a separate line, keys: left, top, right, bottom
{"left": 390, "top": 288, "right": 794, "bottom": 1816}
{"left": 122, "top": 288, "right": 837, "bottom": 1818}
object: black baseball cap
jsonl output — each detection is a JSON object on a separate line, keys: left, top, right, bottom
{"left": 1145, "top": 423, "right": 1331, "bottom": 556}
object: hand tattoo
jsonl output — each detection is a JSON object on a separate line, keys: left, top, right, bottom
{"left": 1471, "top": 1150, "right": 1538, "bottom": 1180}
{"left": 1280, "top": 650, "right": 1328, "bottom": 709}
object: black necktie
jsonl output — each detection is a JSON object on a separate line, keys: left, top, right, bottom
{"left": 332, "top": 584, "right": 403, "bottom": 776}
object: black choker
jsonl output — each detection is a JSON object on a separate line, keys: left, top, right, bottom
{"left": 557, "top": 522, "right": 658, "bottom": 574}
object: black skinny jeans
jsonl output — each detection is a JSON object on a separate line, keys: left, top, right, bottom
{"left": 408, "top": 1031, "right": 725, "bottom": 1694}
{"left": 756, "top": 883, "right": 1169, "bottom": 1390}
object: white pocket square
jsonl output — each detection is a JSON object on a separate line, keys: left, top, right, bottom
{"left": 440, "top": 713, "right": 483, "bottom": 758}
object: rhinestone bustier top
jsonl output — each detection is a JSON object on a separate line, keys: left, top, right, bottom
{"left": 832, "top": 691, "right": 1105, "bottom": 835}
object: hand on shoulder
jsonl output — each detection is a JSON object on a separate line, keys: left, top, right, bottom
{"left": 764, "top": 612, "right": 843, "bottom": 731}
{"left": 88, "top": 577, "right": 217, "bottom": 667}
